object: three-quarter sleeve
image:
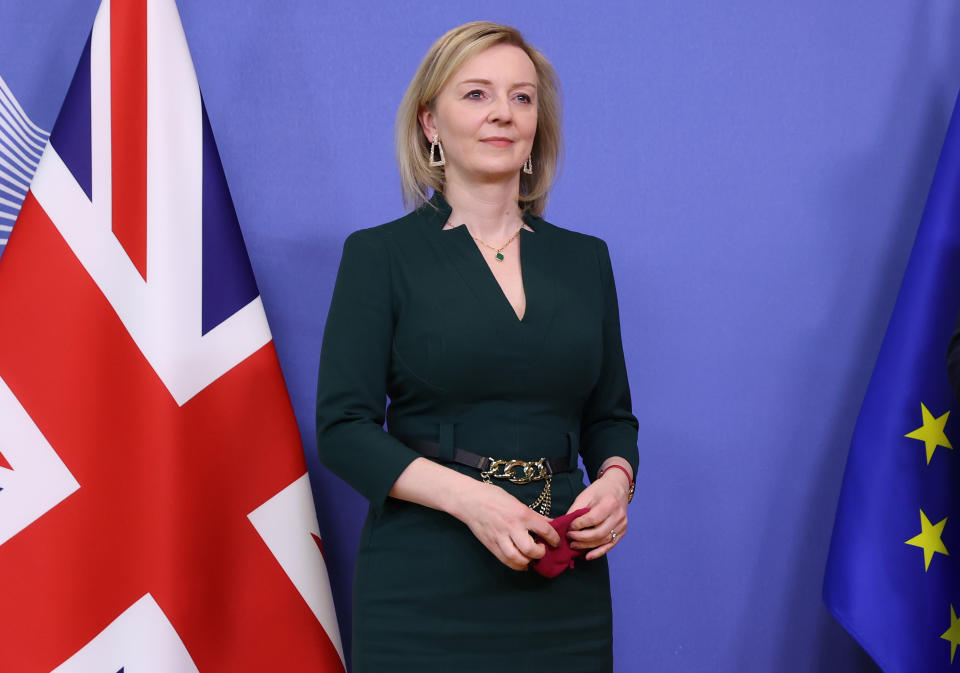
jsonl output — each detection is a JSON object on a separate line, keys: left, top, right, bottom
{"left": 580, "top": 237, "right": 640, "bottom": 481}
{"left": 316, "top": 229, "right": 420, "bottom": 509}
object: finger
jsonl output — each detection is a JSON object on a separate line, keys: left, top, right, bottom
{"left": 568, "top": 515, "right": 627, "bottom": 539}
{"left": 584, "top": 541, "right": 616, "bottom": 561}
{"left": 565, "top": 496, "right": 593, "bottom": 518}
{"left": 528, "top": 517, "right": 562, "bottom": 548}
{"left": 570, "top": 533, "right": 622, "bottom": 551}
{"left": 513, "top": 531, "right": 547, "bottom": 560}
{"left": 496, "top": 536, "right": 531, "bottom": 571}
{"left": 569, "top": 501, "right": 618, "bottom": 530}
{"left": 569, "top": 518, "right": 627, "bottom": 547}
{"left": 569, "top": 505, "right": 615, "bottom": 532}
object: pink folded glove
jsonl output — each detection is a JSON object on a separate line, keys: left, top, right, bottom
{"left": 532, "top": 507, "right": 591, "bottom": 578}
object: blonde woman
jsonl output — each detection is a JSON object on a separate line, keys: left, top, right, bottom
{"left": 317, "top": 21, "right": 639, "bottom": 672}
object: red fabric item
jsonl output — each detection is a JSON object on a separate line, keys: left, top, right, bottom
{"left": 533, "top": 507, "right": 591, "bottom": 578}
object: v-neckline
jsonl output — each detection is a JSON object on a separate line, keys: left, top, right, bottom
{"left": 449, "top": 223, "right": 531, "bottom": 324}
{"left": 421, "top": 192, "right": 556, "bottom": 336}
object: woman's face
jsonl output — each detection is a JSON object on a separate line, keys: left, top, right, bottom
{"left": 421, "top": 43, "right": 538, "bottom": 185}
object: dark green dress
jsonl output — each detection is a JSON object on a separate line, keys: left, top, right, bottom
{"left": 316, "top": 194, "right": 639, "bottom": 673}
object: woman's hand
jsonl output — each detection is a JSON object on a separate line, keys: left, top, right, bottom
{"left": 389, "top": 457, "right": 561, "bottom": 571}
{"left": 566, "top": 461, "right": 632, "bottom": 561}
{"left": 451, "top": 480, "right": 561, "bottom": 571}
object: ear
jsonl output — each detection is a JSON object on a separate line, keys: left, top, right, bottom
{"left": 418, "top": 107, "right": 438, "bottom": 143}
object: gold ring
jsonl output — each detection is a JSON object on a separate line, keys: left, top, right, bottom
{"left": 611, "top": 530, "right": 618, "bottom": 542}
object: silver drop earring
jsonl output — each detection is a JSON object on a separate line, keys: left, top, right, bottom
{"left": 429, "top": 134, "right": 446, "bottom": 167}
{"left": 523, "top": 155, "right": 533, "bottom": 175}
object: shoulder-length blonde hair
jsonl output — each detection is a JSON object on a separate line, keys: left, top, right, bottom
{"left": 396, "top": 21, "right": 562, "bottom": 217}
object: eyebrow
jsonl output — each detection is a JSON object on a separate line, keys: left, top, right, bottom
{"left": 457, "top": 78, "right": 537, "bottom": 89}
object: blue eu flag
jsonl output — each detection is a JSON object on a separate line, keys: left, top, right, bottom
{"left": 824, "top": 92, "right": 960, "bottom": 672}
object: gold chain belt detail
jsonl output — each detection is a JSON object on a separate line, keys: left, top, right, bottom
{"left": 480, "top": 457, "right": 553, "bottom": 516}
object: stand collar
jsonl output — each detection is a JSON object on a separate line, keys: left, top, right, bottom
{"left": 421, "top": 191, "right": 540, "bottom": 233}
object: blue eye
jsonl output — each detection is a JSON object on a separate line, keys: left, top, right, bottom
{"left": 516, "top": 93, "right": 533, "bottom": 104}
{"left": 465, "top": 90, "right": 485, "bottom": 99}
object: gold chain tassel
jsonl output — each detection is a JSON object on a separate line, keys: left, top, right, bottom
{"left": 528, "top": 475, "right": 552, "bottom": 516}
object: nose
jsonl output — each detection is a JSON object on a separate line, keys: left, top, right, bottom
{"left": 488, "top": 93, "right": 513, "bottom": 124}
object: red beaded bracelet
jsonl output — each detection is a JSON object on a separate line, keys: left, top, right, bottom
{"left": 597, "top": 464, "right": 635, "bottom": 504}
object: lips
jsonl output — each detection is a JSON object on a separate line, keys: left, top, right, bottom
{"left": 480, "top": 137, "right": 514, "bottom": 147}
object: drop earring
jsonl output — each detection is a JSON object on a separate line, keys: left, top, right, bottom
{"left": 523, "top": 155, "right": 533, "bottom": 175}
{"left": 429, "top": 134, "right": 445, "bottom": 167}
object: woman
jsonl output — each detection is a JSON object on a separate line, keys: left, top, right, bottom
{"left": 316, "top": 21, "right": 639, "bottom": 673}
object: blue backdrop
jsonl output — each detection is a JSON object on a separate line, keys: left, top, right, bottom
{"left": 3, "top": 1, "right": 960, "bottom": 671}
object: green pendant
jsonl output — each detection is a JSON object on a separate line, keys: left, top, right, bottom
{"left": 495, "top": 252, "right": 504, "bottom": 262}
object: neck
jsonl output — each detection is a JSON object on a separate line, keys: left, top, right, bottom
{"left": 443, "top": 174, "right": 524, "bottom": 241}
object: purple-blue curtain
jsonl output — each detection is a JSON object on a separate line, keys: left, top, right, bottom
{"left": 4, "top": 1, "right": 960, "bottom": 671}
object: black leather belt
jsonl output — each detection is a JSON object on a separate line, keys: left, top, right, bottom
{"left": 400, "top": 437, "right": 573, "bottom": 477}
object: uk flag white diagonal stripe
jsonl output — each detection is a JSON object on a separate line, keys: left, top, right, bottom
{"left": 30, "top": 0, "right": 271, "bottom": 406}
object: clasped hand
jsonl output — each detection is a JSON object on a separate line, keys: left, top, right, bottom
{"left": 456, "top": 483, "right": 561, "bottom": 571}
{"left": 456, "top": 471, "right": 630, "bottom": 570}
{"left": 565, "top": 469, "right": 630, "bottom": 561}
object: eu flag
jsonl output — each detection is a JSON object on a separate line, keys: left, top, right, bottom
{"left": 824, "top": 91, "right": 960, "bottom": 672}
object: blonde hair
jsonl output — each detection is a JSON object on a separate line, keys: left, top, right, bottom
{"left": 395, "top": 21, "right": 563, "bottom": 216}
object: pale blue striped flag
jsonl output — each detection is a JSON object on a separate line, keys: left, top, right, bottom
{"left": 0, "top": 74, "right": 49, "bottom": 256}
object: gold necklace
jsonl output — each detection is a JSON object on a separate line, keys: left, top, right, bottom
{"left": 469, "top": 226, "right": 523, "bottom": 262}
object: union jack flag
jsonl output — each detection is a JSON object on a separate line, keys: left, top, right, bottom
{"left": 0, "top": 1, "right": 345, "bottom": 671}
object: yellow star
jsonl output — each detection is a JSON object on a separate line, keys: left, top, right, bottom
{"left": 942, "top": 605, "right": 960, "bottom": 664}
{"left": 905, "top": 509, "right": 949, "bottom": 571}
{"left": 905, "top": 403, "right": 952, "bottom": 464}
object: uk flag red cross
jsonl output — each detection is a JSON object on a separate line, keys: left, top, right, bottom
{"left": 0, "top": 1, "right": 344, "bottom": 671}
